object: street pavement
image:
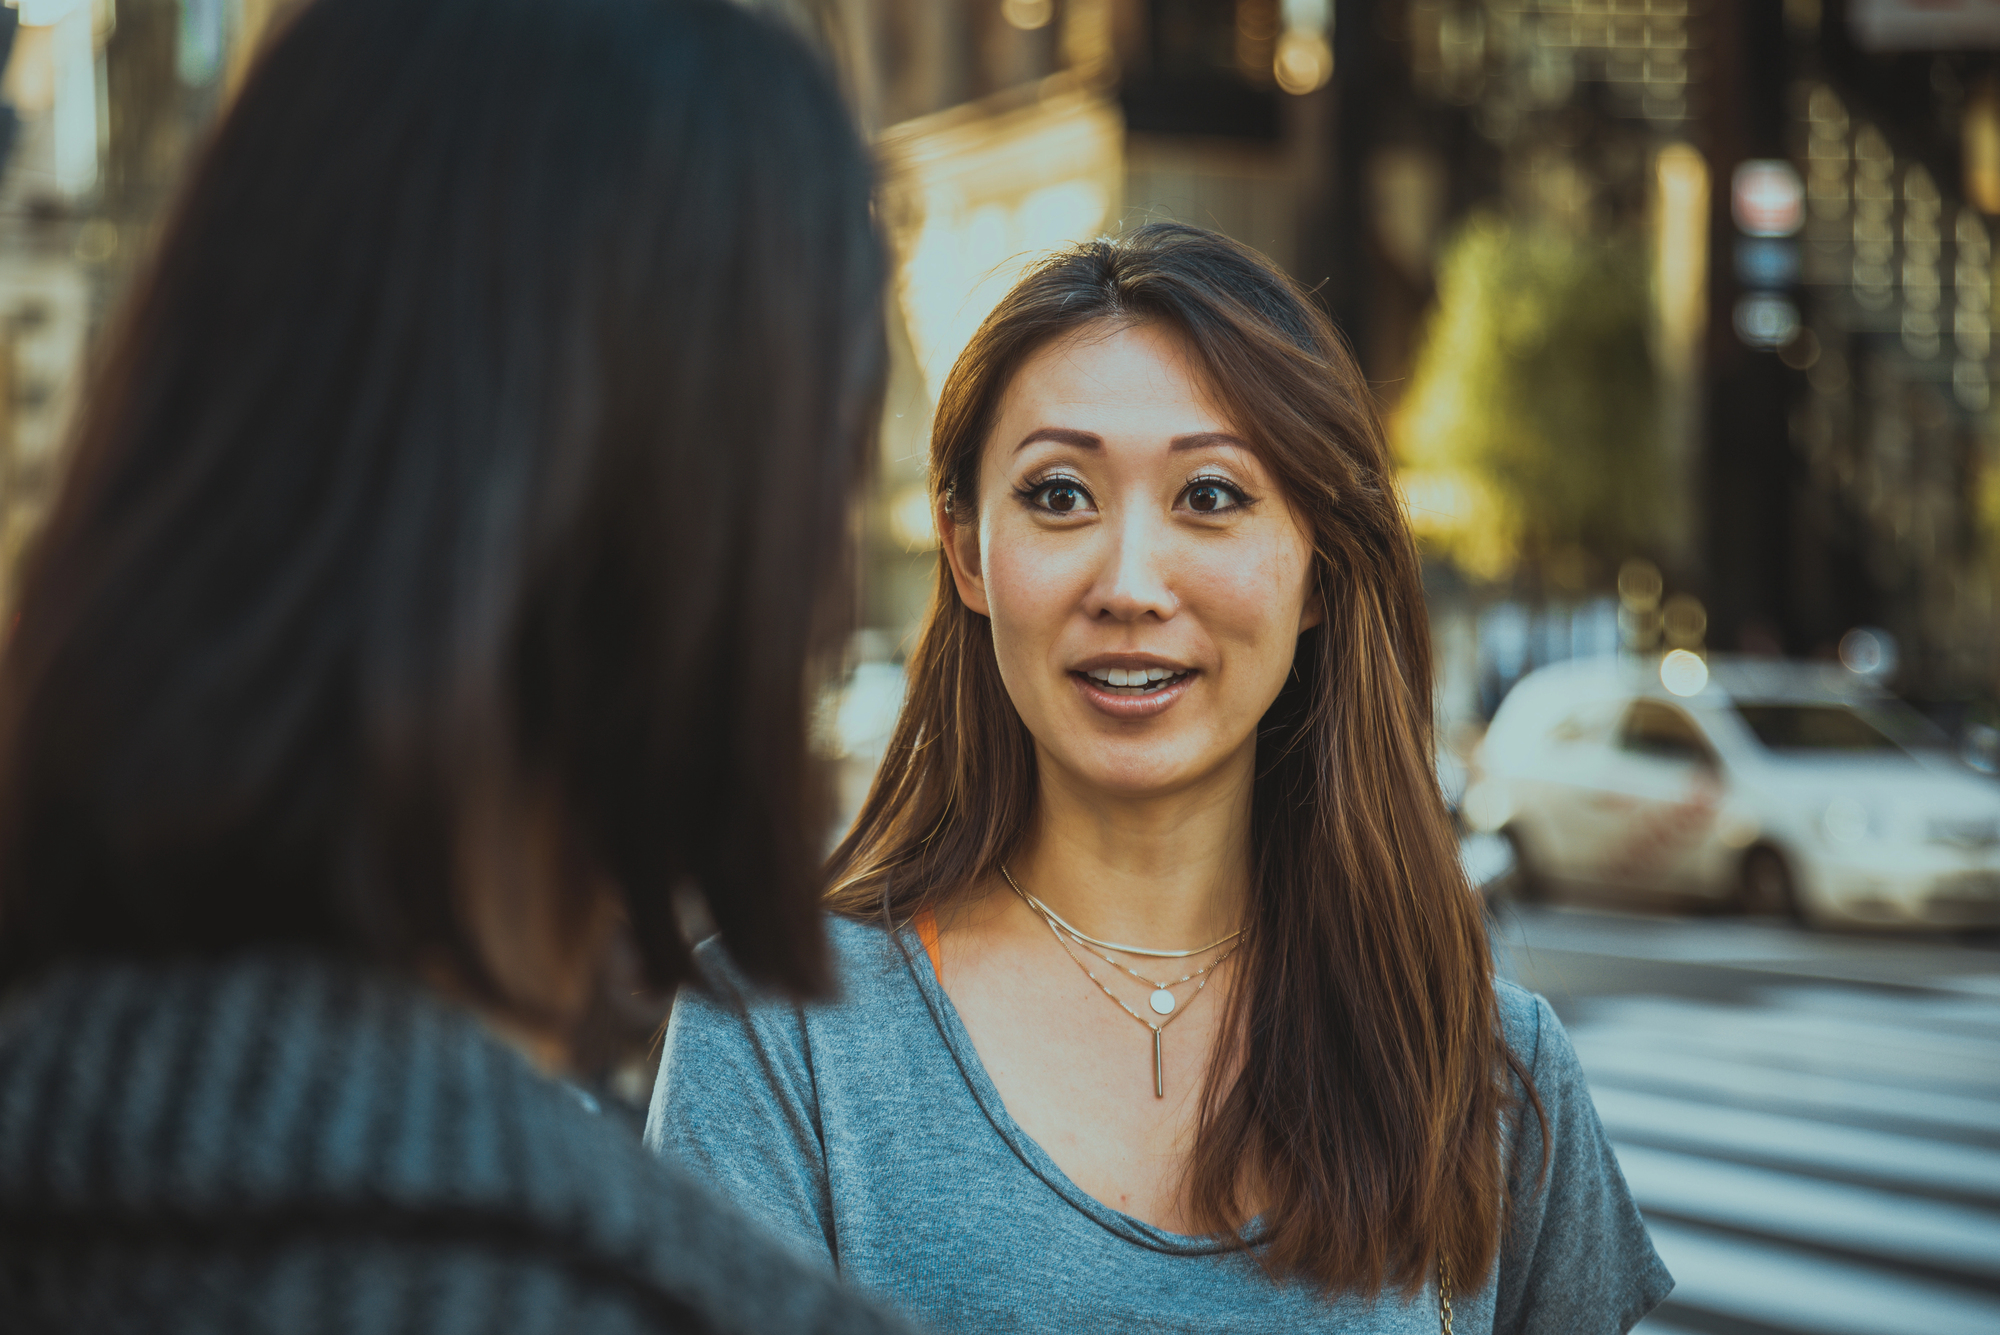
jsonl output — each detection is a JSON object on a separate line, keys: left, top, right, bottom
{"left": 1490, "top": 904, "right": 2000, "bottom": 1335}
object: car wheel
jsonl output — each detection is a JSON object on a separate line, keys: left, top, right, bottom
{"left": 1740, "top": 845, "right": 1802, "bottom": 922}
{"left": 1500, "top": 827, "right": 1549, "bottom": 905}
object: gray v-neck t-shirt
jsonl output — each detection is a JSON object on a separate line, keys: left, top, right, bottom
{"left": 645, "top": 916, "right": 1671, "bottom": 1333}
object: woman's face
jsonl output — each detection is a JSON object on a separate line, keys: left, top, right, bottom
{"left": 944, "top": 320, "right": 1319, "bottom": 800}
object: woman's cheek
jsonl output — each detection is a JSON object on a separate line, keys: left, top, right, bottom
{"left": 982, "top": 541, "right": 1039, "bottom": 631}
{"left": 982, "top": 539, "right": 1076, "bottom": 689}
{"left": 986, "top": 533, "right": 1086, "bottom": 628}
{"left": 1187, "top": 537, "right": 1303, "bottom": 641}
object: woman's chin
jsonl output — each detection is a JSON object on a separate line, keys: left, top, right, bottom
{"left": 1043, "top": 740, "right": 1238, "bottom": 804}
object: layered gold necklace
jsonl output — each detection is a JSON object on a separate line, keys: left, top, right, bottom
{"left": 1000, "top": 865, "right": 1244, "bottom": 1098}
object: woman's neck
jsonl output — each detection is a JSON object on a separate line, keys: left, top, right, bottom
{"left": 1007, "top": 741, "right": 1253, "bottom": 951}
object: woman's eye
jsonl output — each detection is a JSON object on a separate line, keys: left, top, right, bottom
{"left": 1183, "top": 479, "right": 1247, "bottom": 513}
{"left": 1032, "top": 481, "right": 1090, "bottom": 514}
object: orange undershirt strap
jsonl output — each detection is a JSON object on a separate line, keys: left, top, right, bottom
{"left": 913, "top": 909, "right": 943, "bottom": 982}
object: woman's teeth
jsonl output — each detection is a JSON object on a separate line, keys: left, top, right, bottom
{"left": 1084, "top": 666, "right": 1186, "bottom": 691}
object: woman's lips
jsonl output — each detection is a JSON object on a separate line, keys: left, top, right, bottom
{"left": 1071, "top": 669, "right": 1196, "bottom": 720}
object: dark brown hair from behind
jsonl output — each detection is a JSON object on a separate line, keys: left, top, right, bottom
{"left": 0, "top": 0, "right": 885, "bottom": 1010}
{"left": 827, "top": 223, "right": 1537, "bottom": 1296}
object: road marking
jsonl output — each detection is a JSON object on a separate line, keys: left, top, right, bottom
{"left": 1574, "top": 997, "right": 2000, "bottom": 1093}
{"left": 1641, "top": 1219, "right": 2000, "bottom": 1335}
{"left": 1563, "top": 983, "right": 2000, "bottom": 1334}
{"left": 1571, "top": 1037, "right": 2000, "bottom": 1136}
{"left": 1613, "top": 1143, "right": 2000, "bottom": 1281}
{"left": 1593, "top": 1085, "right": 2000, "bottom": 1198}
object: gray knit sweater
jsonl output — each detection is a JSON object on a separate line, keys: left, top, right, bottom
{"left": 0, "top": 952, "right": 915, "bottom": 1335}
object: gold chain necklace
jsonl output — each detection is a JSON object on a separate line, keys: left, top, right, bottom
{"left": 1005, "top": 867, "right": 1243, "bottom": 1097}
{"left": 1074, "top": 939, "right": 1233, "bottom": 1017}
{"left": 1004, "top": 873, "right": 1452, "bottom": 1334}
{"left": 1000, "top": 865, "right": 1244, "bottom": 958}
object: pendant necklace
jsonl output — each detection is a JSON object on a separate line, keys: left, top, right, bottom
{"left": 1001, "top": 866, "right": 1243, "bottom": 958}
{"left": 1002, "top": 864, "right": 1244, "bottom": 1098}
{"left": 1082, "top": 941, "right": 1231, "bottom": 1018}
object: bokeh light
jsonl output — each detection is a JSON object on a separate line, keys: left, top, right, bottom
{"left": 1659, "top": 648, "right": 1709, "bottom": 697}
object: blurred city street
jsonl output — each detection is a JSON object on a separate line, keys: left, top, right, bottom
{"left": 1494, "top": 904, "right": 2000, "bottom": 1335}
{"left": 0, "top": 0, "right": 1995, "bottom": 1329}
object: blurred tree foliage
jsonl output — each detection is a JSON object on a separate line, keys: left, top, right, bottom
{"left": 1394, "top": 214, "right": 1662, "bottom": 583}
{"left": 1981, "top": 454, "right": 2000, "bottom": 567}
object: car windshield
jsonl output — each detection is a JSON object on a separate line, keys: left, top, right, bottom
{"left": 1732, "top": 702, "right": 1940, "bottom": 753}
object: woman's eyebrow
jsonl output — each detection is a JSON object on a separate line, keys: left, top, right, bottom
{"left": 1014, "top": 427, "right": 1101, "bottom": 452}
{"left": 1013, "top": 428, "right": 1250, "bottom": 453}
{"left": 1170, "top": 431, "right": 1250, "bottom": 452}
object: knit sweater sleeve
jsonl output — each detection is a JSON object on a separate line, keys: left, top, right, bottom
{"left": 0, "top": 953, "right": 917, "bottom": 1335}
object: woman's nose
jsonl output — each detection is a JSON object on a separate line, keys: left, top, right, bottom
{"left": 1086, "top": 509, "right": 1178, "bottom": 623}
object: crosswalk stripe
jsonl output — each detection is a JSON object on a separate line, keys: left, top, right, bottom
{"left": 1581, "top": 988, "right": 2000, "bottom": 1044}
{"left": 1641, "top": 1218, "right": 2000, "bottom": 1335}
{"left": 1574, "top": 1000, "right": 2000, "bottom": 1091}
{"left": 1561, "top": 981, "right": 2000, "bottom": 1335}
{"left": 1571, "top": 1039, "right": 2000, "bottom": 1137}
{"left": 1612, "top": 1143, "right": 2000, "bottom": 1282}
{"left": 1591, "top": 1085, "right": 2000, "bottom": 1199}
{"left": 1768, "top": 986, "right": 2000, "bottom": 1040}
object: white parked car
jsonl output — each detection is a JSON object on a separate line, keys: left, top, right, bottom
{"left": 1464, "top": 655, "right": 2000, "bottom": 929}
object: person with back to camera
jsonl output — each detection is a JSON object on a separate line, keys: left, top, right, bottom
{"left": 647, "top": 224, "right": 1675, "bottom": 1333}
{"left": 0, "top": 1, "right": 918, "bottom": 1331}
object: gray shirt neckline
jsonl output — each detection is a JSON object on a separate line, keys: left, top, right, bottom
{"left": 890, "top": 923, "right": 1256, "bottom": 1257}
{"left": 647, "top": 915, "right": 1674, "bottom": 1333}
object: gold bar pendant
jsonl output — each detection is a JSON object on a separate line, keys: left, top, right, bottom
{"left": 1153, "top": 1029, "right": 1164, "bottom": 1098}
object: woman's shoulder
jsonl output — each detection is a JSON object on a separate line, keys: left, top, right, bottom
{"left": 656, "top": 915, "right": 945, "bottom": 1158}
{"left": 1493, "top": 975, "right": 1570, "bottom": 1077}
{"left": 686, "top": 913, "right": 919, "bottom": 1018}
{"left": 0, "top": 953, "right": 907, "bottom": 1334}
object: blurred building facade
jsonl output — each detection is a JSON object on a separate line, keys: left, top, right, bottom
{"left": 1332, "top": 1, "right": 2000, "bottom": 717}
{"left": 783, "top": 1, "right": 2000, "bottom": 770}
{"left": 1, "top": 1, "right": 1998, "bottom": 735}
{"left": 805, "top": 1, "right": 2000, "bottom": 734}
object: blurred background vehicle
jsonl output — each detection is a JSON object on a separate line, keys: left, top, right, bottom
{"left": 3, "top": 1, "right": 1997, "bottom": 1330}
{"left": 1470, "top": 653, "right": 2000, "bottom": 929}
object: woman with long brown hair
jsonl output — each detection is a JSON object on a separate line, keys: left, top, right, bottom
{"left": 0, "top": 1, "right": 911, "bottom": 1329}
{"left": 648, "top": 224, "right": 1669, "bottom": 1332}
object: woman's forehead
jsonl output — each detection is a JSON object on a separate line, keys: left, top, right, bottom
{"left": 989, "top": 321, "right": 1237, "bottom": 450}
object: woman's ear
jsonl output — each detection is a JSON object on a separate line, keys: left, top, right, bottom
{"left": 1298, "top": 562, "right": 1324, "bottom": 632}
{"left": 939, "top": 505, "right": 990, "bottom": 617}
{"left": 1298, "top": 588, "right": 1324, "bottom": 633}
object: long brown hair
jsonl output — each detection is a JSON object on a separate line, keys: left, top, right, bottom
{"left": 0, "top": 0, "right": 883, "bottom": 1006}
{"left": 828, "top": 223, "right": 1529, "bottom": 1294}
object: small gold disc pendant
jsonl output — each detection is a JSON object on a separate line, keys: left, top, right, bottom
{"left": 1148, "top": 988, "right": 1175, "bottom": 1015}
